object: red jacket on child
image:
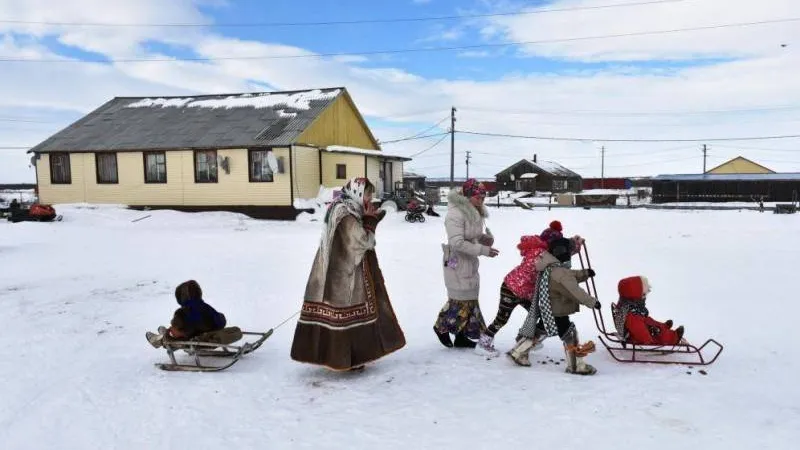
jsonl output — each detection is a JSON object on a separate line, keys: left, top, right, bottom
{"left": 503, "top": 235, "right": 549, "bottom": 299}
{"left": 616, "top": 276, "right": 681, "bottom": 346}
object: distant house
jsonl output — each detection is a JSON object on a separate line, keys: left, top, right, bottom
{"left": 27, "top": 87, "right": 410, "bottom": 220}
{"left": 423, "top": 177, "right": 498, "bottom": 194}
{"left": 495, "top": 156, "right": 582, "bottom": 193}
{"left": 402, "top": 172, "right": 427, "bottom": 192}
{"left": 706, "top": 156, "right": 775, "bottom": 174}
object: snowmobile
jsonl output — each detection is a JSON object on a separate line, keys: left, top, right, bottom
{"left": 152, "top": 327, "right": 273, "bottom": 372}
{"left": 577, "top": 242, "right": 724, "bottom": 366}
{"left": 7, "top": 202, "right": 62, "bottom": 223}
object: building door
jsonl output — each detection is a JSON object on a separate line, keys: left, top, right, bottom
{"left": 382, "top": 161, "right": 393, "bottom": 194}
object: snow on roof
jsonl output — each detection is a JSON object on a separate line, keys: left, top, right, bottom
{"left": 527, "top": 159, "right": 580, "bottom": 177}
{"left": 653, "top": 173, "right": 800, "bottom": 182}
{"left": 125, "top": 89, "right": 341, "bottom": 110}
{"left": 324, "top": 145, "right": 411, "bottom": 161}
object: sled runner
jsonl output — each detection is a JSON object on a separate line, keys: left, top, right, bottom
{"left": 155, "top": 327, "right": 273, "bottom": 372}
{"left": 577, "top": 243, "right": 724, "bottom": 366}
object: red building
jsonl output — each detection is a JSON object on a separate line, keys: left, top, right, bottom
{"left": 582, "top": 177, "right": 632, "bottom": 190}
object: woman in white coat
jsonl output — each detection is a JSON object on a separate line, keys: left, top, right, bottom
{"left": 433, "top": 179, "right": 499, "bottom": 348}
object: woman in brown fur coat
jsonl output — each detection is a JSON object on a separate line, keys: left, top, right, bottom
{"left": 290, "top": 177, "right": 406, "bottom": 371}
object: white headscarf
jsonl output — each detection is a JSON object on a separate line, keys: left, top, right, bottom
{"left": 319, "top": 177, "right": 371, "bottom": 276}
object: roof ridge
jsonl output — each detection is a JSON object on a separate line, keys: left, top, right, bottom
{"left": 112, "top": 86, "right": 346, "bottom": 101}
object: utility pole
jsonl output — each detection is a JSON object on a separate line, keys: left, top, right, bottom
{"left": 601, "top": 146, "right": 605, "bottom": 189}
{"left": 702, "top": 144, "right": 708, "bottom": 173}
{"left": 465, "top": 150, "right": 471, "bottom": 178}
{"left": 449, "top": 106, "right": 457, "bottom": 189}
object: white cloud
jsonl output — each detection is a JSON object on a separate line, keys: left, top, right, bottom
{"left": 1, "top": 0, "right": 800, "bottom": 183}
{"left": 484, "top": 0, "right": 799, "bottom": 62}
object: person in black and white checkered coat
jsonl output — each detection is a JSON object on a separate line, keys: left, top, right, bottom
{"left": 507, "top": 238, "right": 601, "bottom": 375}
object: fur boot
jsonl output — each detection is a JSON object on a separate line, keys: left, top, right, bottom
{"left": 507, "top": 329, "right": 546, "bottom": 366}
{"left": 145, "top": 326, "right": 169, "bottom": 348}
{"left": 561, "top": 324, "right": 597, "bottom": 375}
{"left": 474, "top": 332, "right": 500, "bottom": 357}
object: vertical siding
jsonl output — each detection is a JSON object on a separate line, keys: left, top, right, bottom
{"left": 320, "top": 153, "right": 365, "bottom": 188}
{"left": 391, "top": 161, "right": 404, "bottom": 187}
{"left": 35, "top": 148, "right": 292, "bottom": 207}
{"left": 292, "top": 145, "right": 322, "bottom": 199}
{"left": 36, "top": 153, "right": 88, "bottom": 204}
{"left": 366, "top": 157, "right": 381, "bottom": 196}
{"left": 181, "top": 148, "right": 291, "bottom": 206}
{"left": 297, "top": 96, "right": 379, "bottom": 150}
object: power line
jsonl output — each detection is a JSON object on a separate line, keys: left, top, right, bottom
{"left": 458, "top": 104, "right": 800, "bottom": 117}
{"left": 379, "top": 132, "right": 449, "bottom": 145}
{"left": 469, "top": 144, "right": 698, "bottom": 159}
{"left": 3, "top": 16, "right": 797, "bottom": 63}
{"left": 0, "top": 1, "right": 682, "bottom": 28}
{"left": 402, "top": 115, "right": 450, "bottom": 141}
{"left": 711, "top": 144, "right": 800, "bottom": 153}
{"left": 0, "top": 117, "right": 56, "bottom": 123}
{"left": 409, "top": 133, "right": 450, "bottom": 158}
{"left": 458, "top": 130, "right": 800, "bottom": 143}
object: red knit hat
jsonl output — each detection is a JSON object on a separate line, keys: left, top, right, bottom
{"left": 618, "top": 276, "right": 651, "bottom": 300}
{"left": 549, "top": 220, "right": 563, "bottom": 232}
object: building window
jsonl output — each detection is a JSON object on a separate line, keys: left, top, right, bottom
{"left": 249, "top": 149, "right": 274, "bottom": 182}
{"left": 552, "top": 179, "right": 568, "bottom": 191}
{"left": 336, "top": 164, "right": 346, "bottom": 179}
{"left": 194, "top": 150, "right": 218, "bottom": 183}
{"left": 96, "top": 153, "right": 118, "bottom": 184}
{"left": 49, "top": 152, "right": 71, "bottom": 184}
{"left": 144, "top": 152, "right": 167, "bottom": 183}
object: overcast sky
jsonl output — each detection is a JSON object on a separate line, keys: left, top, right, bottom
{"left": 1, "top": 0, "right": 799, "bottom": 183}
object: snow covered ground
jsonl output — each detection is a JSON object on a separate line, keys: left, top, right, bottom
{"left": 1, "top": 204, "right": 798, "bottom": 449}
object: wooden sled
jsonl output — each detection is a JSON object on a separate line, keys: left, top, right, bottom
{"left": 513, "top": 198, "right": 534, "bottom": 210}
{"left": 155, "top": 327, "right": 273, "bottom": 372}
{"left": 577, "top": 242, "right": 724, "bottom": 366}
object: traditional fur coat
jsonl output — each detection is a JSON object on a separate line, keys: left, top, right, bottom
{"left": 290, "top": 178, "right": 406, "bottom": 371}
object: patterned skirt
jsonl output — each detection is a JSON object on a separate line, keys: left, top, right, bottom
{"left": 433, "top": 299, "right": 488, "bottom": 339}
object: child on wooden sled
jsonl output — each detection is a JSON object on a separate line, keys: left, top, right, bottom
{"left": 613, "top": 276, "right": 685, "bottom": 346}
{"left": 146, "top": 280, "right": 241, "bottom": 348}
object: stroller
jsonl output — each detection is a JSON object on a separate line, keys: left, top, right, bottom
{"left": 405, "top": 200, "right": 426, "bottom": 223}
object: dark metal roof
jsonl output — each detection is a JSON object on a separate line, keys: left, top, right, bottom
{"left": 495, "top": 159, "right": 582, "bottom": 178}
{"left": 652, "top": 173, "right": 800, "bottom": 181}
{"left": 28, "top": 87, "right": 345, "bottom": 153}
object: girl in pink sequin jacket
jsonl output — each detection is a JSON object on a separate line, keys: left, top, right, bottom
{"left": 504, "top": 235, "right": 549, "bottom": 299}
{"left": 504, "top": 234, "right": 584, "bottom": 299}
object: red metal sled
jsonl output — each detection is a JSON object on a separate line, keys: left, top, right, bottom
{"left": 577, "top": 242, "right": 723, "bottom": 366}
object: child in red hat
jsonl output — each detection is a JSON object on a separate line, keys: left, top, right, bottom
{"left": 539, "top": 220, "right": 563, "bottom": 244}
{"left": 613, "top": 276, "right": 684, "bottom": 346}
{"left": 540, "top": 220, "right": 585, "bottom": 254}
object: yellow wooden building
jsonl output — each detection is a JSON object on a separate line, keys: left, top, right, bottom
{"left": 706, "top": 156, "right": 775, "bottom": 175}
{"left": 28, "top": 87, "right": 410, "bottom": 219}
